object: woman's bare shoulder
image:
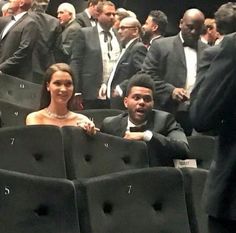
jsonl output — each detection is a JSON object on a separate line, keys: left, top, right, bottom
{"left": 26, "top": 110, "right": 45, "bottom": 125}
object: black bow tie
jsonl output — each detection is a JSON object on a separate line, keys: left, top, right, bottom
{"left": 129, "top": 125, "right": 146, "bottom": 132}
{"left": 90, "top": 16, "right": 96, "bottom": 21}
{"left": 183, "top": 41, "right": 197, "bottom": 50}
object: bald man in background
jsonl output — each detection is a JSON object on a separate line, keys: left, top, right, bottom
{"left": 141, "top": 8, "right": 208, "bottom": 135}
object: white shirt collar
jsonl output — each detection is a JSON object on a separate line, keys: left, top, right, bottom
{"left": 85, "top": 9, "right": 92, "bottom": 19}
{"left": 14, "top": 11, "right": 27, "bottom": 21}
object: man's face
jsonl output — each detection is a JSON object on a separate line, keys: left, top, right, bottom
{"left": 90, "top": 4, "right": 99, "bottom": 19}
{"left": 180, "top": 14, "right": 204, "bottom": 45}
{"left": 57, "top": 9, "right": 72, "bottom": 25}
{"left": 118, "top": 18, "right": 138, "bottom": 46}
{"left": 208, "top": 23, "right": 219, "bottom": 44}
{"left": 9, "top": 0, "right": 21, "bottom": 14}
{"left": 124, "top": 86, "right": 154, "bottom": 125}
{"left": 97, "top": 5, "right": 116, "bottom": 29}
{"left": 142, "top": 16, "right": 156, "bottom": 42}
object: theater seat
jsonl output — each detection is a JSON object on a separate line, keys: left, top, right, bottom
{"left": 181, "top": 167, "right": 209, "bottom": 233}
{"left": 0, "top": 73, "right": 41, "bottom": 109}
{"left": 62, "top": 126, "right": 148, "bottom": 179}
{"left": 0, "top": 99, "right": 33, "bottom": 127}
{"left": 75, "top": 167, "right": 191, "bottom": 233}
{"left": 77, "top": 108, "right": 124, "bottom": 129}
{"left": 0, "top": 125, "right": 66, "bottom": 178}
{"left": 187, "top": 135, "right": 217, "bottom": 169}
{"left": 0, "top": 169, "right": 80, "bottom": 233}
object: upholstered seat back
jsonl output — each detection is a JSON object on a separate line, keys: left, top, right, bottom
{"left": 0, "top": 125, "right": 66, "bottom": 178}
{"left": 0, "top": 73, "right": 41, "bottom": 109}
{"left": 0, "top": 169, "right": 80, "bottom": 233}
{"left": 75, "top": 167, "right": 191, "bottom": 233}
{"left": 181, "top": 167, "right": 209, "bottom": 233}
{"left": 0, "top": 100, "right": 33, "bottom": 127}
{"left": 62, "top": 127, "right": 149, "bottom": 179}
{"left": 187, "top": 135, "right": 217, "bottom": 169}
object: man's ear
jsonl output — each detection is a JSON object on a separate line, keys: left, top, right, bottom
{"left": 124, "top": 97, "right": 128, "bottom": 108}
{"left": 179, "top": 18, "right": 183, "bottom": 29}
{"left": 152, "top": 24, "right": 158, "bottom": 32}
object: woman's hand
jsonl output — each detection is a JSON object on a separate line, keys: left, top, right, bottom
{"left": 77, "top": 119, "right": 99, "bottom": 135}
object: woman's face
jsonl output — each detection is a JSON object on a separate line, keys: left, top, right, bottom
{"left": 47, "top": 70, "right": 74, "bottom": 105}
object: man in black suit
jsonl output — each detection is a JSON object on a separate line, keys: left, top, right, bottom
{"left": 70, "top": 1, "right": 121, "bottom": 109}
{"left": 101, "top": 16, "right": 147, "bottom": 109}
{"left": 141, "top": 8, "right": 207, "bottom": 135}
{"left": 141, "top": 10, "right": 168, "bottom": 48}
{"left": 0, "top": 0, "right": 39, "bottom": 81}
{"left": 76, "top": 0, "right": 103, "bottom": 27}
{"left": 54, "top": 2, "right": 81, "bottom": 64}
{"left": 30, "top": 0, "right": 61, "bottom": 84}
{"left": 101, "top": 73, "right": 189, "bottom": 167}
{"left": 190, "top": 32, "right": 236, "bottom": 233}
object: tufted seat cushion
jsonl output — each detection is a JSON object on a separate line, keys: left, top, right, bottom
{"left": 0, "top": 168, "right": 80, "bottom": 233}
{"left": 0, "top": 125, "right": 66, "bottom": 178}
{"left": 75, "top": 167, "right": 191, "bottom": 233}
{"left": 62, "top": 126, "right": 149, "bottom": 179}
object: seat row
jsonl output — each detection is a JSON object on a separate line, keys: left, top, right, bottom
{"left": 0, "top": 166, "right": 209, "bottom": 233}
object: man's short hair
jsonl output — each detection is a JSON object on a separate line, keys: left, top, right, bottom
{"left": 87, "top": 0, "right": 104, "bottom": 8}
{"left": 96, "top": 1, "right": 115, "bottom": 14}
{"left": 214, "top": 2, "right": 236, "bottom": 35}
{"left": 126, "top": 73, "right": 155, "bottom": 96}
{"left": 149, "top": 10, "right": 168, "bottom": 35}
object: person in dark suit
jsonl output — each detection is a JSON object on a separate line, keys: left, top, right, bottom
{"left": 190, "top": 32, "right": 236, "bottom": 233}
{"left": 29, "top": 0, "right": 61, "bottom": 84}
{"left": 76, "top": 0, "right": 102, "bottom": 27}
{"left": 141, "top": 8, "right": 207, "bottom": 136}
{"left": 141, "top": 10, "right": 168, "bottom": 48}
{"left": 101, "top": 73, "right": 189, "bottom": 167}
{"left": 0, "top": 0, "right": 39, "bottom": 81}
{"left": 70, "top": 1, "right": 121, "bottom": 109}
{"left": 101, "top": 16, "right": 147, "bottom": 109}
{"left": 54, "top": 2, "right": 81, "bottom": 64}
{"left": 191, "top": 2, "right": 236, "bottom": 106}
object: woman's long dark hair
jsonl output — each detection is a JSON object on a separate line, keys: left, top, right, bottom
{"left": 39, "top": 63, "right": 75, "bottom": 109}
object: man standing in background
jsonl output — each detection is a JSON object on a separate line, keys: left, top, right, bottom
{"left": 70, "top": 1, "right": 121, "bottom": 109}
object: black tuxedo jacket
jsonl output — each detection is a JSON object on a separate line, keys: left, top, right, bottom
{"left": 76, "top": 11, "right": 92, "bottom": 27}
{"left": 55, "top": 20, "right": 81, "bottom": 64}
{"left": 190, "top": 33, "right": 236, "bottom": 220}
{"left": 142, "top": 34, "right": 208, "bottom": 113}
{"left": 191, "top": 43, "right": 222, "bottom": 101}
{"left": 109, "top": 38, "right": 147, "bottom": 94}
{"left": 0, "top": 13, "right": 39, "bottom": 81}
{"left": 29, "top": 11, "right": 61, "bottom": 84}
{"left": 101, "top": 110, "right": 189, "bottom": 166}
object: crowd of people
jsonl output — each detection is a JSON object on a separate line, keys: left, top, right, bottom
{"left": 0, "top": 0, "right": 236, "bottom": 232}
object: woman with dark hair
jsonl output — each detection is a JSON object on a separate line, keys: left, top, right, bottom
{"left": 26, "top": 63, "right": 97, "bottom": 134}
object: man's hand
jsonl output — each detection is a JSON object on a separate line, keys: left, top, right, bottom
{"left": 172, "top": 88, "right": 189, "bottom": 102}
{"left": 123, "top": 131, "right": 144, "bottom": 140}
{"left": 98, "top": 83, "right": 107, "bottom": 99}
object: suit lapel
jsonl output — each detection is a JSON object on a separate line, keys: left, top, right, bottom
{"left": 2, "top": 13, "right": 28, "bottom": 40}
{"left": 115, "top": 38, "right": 139, "bottom": 68}
{"left": 174, "top": 35, "right": 186, "bottom": 67}
{"left": 83, "top": 11, "right": 92, "bottom": 27}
